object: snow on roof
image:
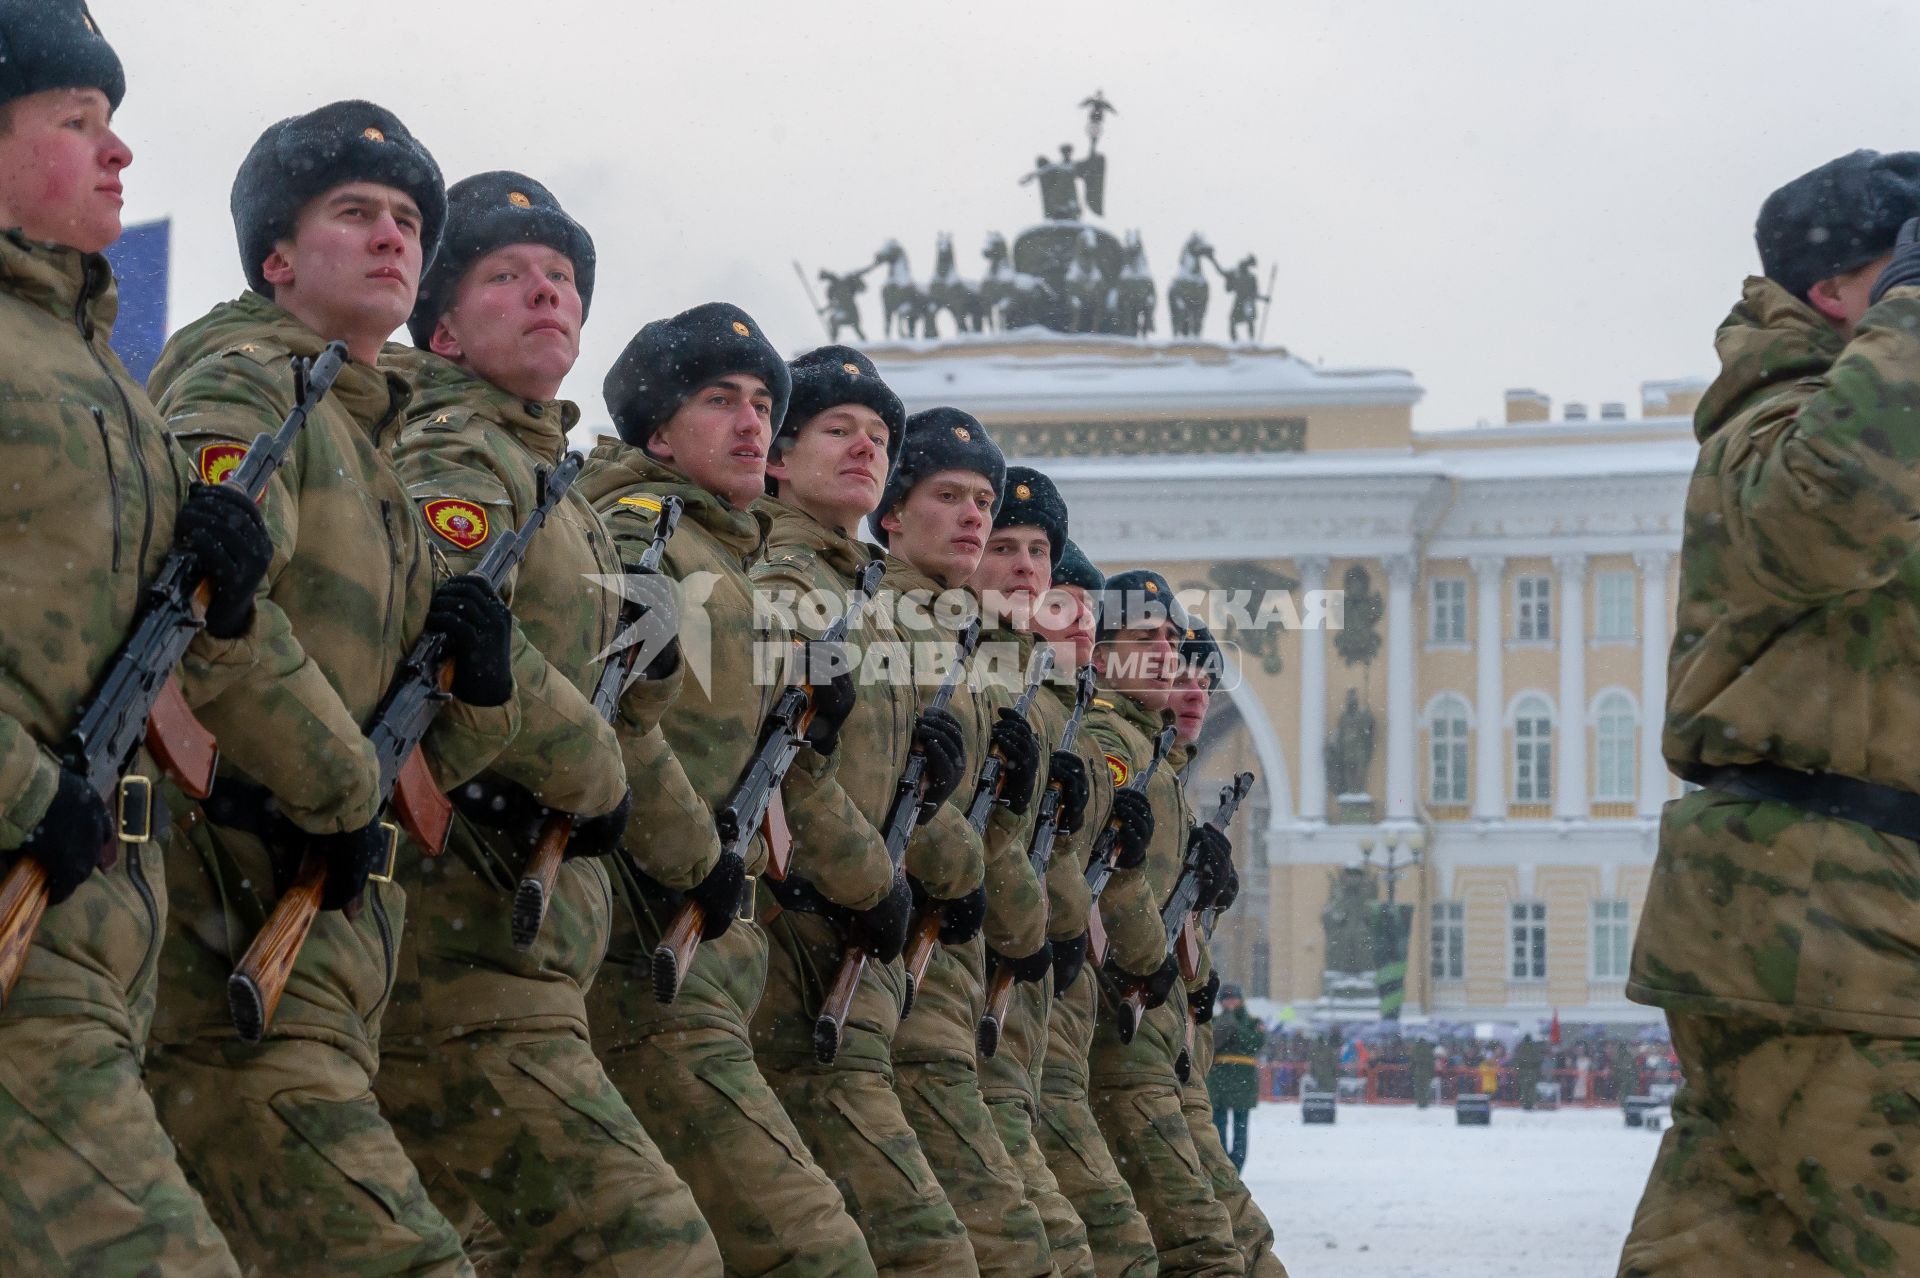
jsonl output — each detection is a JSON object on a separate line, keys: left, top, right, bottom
{"left": 1036, "top": 435, "right": 1699, "bottom": 484}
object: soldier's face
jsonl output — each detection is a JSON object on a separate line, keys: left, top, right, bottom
{"left": 263, "top": 182, "right": 423, "bottom": 343}
{"left": 432, "top": 243, "right": 582, "bottom": 402}
{"left": 649, "top": 374, "right": 772, "bottom": 509}
{"left": 0, "top": 88, "right": 130, "bottom": 254}
{"left": 1170, "top": 668, "right": 1211, "bottom": 743}
{"left": 970, "top": 526, "right": 1051, "bottom": 626}
{"left": 1099, "top": 617, "right": 1182, "bottom": 707}
{"left": 1034, "top": 583, "right": 1096, "bottom": 668}
{"left": 880, "top": 470, "right": 994, "bottom": 588}
{"left": 767, "top": 403, "right": 888, "bottom": 531}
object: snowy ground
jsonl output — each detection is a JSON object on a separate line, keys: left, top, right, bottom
{"left": 1245, "top": 1102, "right": 1661, "bottom": 1278}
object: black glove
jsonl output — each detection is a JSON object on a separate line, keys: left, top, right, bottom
{"left": 1108, "top": 789, "right": 1154, "bottom": 871}
{"left": 1048, "top": 750, "right": 1090, "bottom": 835}
{"left": 801, "top": 641, "right": 857, "bottom": 756}
{"left": 315, "top": 821, "right": 391, "bottom": 912}
{"left": 14, "top": 769, "right": 110, "bottom": 906}
{"left": 995, "top": 940, "right": 1053, "bottom": 985}
{"left": 1872, "top": 216, "right": 1920, "bottom": 305}
{"left": 562, "top": 790, "right": 630, "bottom": 861}
{"left": 1189, "top": 824, "right": 1233, "bottom": 910}
{"left": 1111, "top": 953, "right": 1179, "bottom": 1010}
{"left": 685, "top": 851, "right": 747, "bottom": 941}
{"left": 1052, "top": 931, "right": 1089, "bottom": 996}
{"left": 1213, "top": 863, "right": 1240, "bottom": 914}
{"left": 619, "top": 561, "right": 679, "bottom": 681}
{"left": 990, "top": 709, "right": 1041, "bottom": 816}
{"left": 1191, "top": 969, "right": 1220, "bottom": 1024}
{"left": 173, "top": 482, "right": 272, "bottom": 639}
{"left": 911, "top": 706, "right": 966, "bottom": 821}
{"left": 918, "top": 882, "right": 986, "bottom": 946}
{"left": 852, "top": 872, "right": 914, "bottom": 963}
{"left": 426, "top": 575, "right": 514, "bottom": 707}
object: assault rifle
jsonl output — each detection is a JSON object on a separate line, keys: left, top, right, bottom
{"left": 975, "top": 651, "right": 1081, "bottom": 1058}
{"left": 510, "top": 495, "right": 683, "bottom": 951}
{"left": 1082, "top": 724, "right": 1176, "bottom": 967}
{"left": 228, "top": 449, "right": 585, "bottom": 1042}
{"left": 822, "top": 618, "right": 980, "bottom": 1057}
{"left": 0, "top": 342, "right": 349, "bottom": 1007}
{"left": 653, "top": 560, "right": 888, "bottom": 1004}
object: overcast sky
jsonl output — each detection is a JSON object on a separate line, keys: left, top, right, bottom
{"left": 99, "top": 0, "right": 1920, "bottom": 433}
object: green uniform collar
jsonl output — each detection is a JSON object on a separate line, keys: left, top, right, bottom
{"left": 1095, "top": 672, "right": 1172, "bottom": 741}
{"left": 1694, "top": 275, "right": 1844, "bottom": 443}
{"left": 0, "top": 230, "right": 117, "bottom": 334}
{"left": 757, "top": 494, "right": 874, "bottom": 583}
{"left": 401, "top": 350, "right": 578, "bottom": 462}
{"left": 581, "top": 437, "right": 767, "bottom": 561}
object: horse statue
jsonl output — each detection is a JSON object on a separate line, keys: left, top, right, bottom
{"left": 927, "top": 232, "right": 988, "bottom": 334}
{"left": 1168, "top": 231, "right": 1214, "bottom": 338}
{"left": 875, "top": 239, "right": 939, "bottom": 339}
{"left": 1113, "top": 230, "right": 1156, "bottom": 337}
{"left": 1063, "top": 227, "right": 1110, "bottom": 333}
{"left": 981, "top": 231, "right": 1056, "bottom": 332}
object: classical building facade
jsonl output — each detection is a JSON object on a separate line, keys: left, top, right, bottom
{"left": 873, "top": 335, "right": 1699, "bottom": 1024}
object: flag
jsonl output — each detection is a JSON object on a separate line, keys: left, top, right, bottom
{"left": 103, "top": 218, "right": 170, "bottom": 387}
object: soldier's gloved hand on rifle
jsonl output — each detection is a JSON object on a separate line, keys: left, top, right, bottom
{"left": 990, "top": 709, "right": 1042, "bottom": 815}
{"left": 1108, "top": 789, "right": 1155, "bottom": 870}
{"left": 425, "top": 575, "right": 515, "bottom": 707}
{"left": 13, "top": 769, "right": 111, "bottom": 906}
{"left": 1189, "top": 824, "right": 1234, "bottom": 909}
{"left": 1048, "top": 750, "right": 1090, "bottom": 835}
{"left": 851, "top": 871, "right": 914, "bottom": 963}
{"left": 1191, "top": 969, "right": 1220, "bottom": 1024}
{"left": 911, "top": 706, "right": 966, "bottom": 821}
{"left": 1126, "top": 953, "right": 1181, "bottom": 1010}
{"left": 172, "top": 482, "right": 273, "bottom": 639}
{"left": 1052, "top": 931, "right": 1089, "bottom": 996}
{"left": 316, "top": 821, "right": 391, "bottom": 912}
{"left": 1871, "top": 216, "right": 1920, "bottom": 304}
{"left": 1213, "top": 863, "right": 1240, "bottom": 914}
{"left": 912, "top": 877, "right": 987, "bottom": 945}
{"left": 619, "top": 560, "right": 679, "bottom": 681}
{"left": 684, "top": 850, "right": 747, "bottom": 940}
{"left": 560, "top": 789, "right": 630, "bottom": 861}
{"left": 994, "top": 940, "right": 1053, "bottom": 986}
{"left": 799, "top": 640, "right": 857, "bottom": 755}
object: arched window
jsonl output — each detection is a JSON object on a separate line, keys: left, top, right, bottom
{"left": 1513, "top": 694, "right": 1553, "bottom": 803}
{"left": 1594, "top": 692, "right": 1636, "bottom": 802}
{"left": 1427, "top": 695, "right": 1470, "bottom": 803}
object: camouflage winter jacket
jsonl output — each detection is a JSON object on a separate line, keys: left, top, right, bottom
{"left": 1632, "top": 276, "right": 1920, "bottom": 1035}
{"left": 382, "top": 353, "right": 627, "bottom": 1043}
{"left": 147, "top": 292, "right": 517, "bottom": 1070}
{"left": 0, "top": 235, "right": 239, "bottom": 1044}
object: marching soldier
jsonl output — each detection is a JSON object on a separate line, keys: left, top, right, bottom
{"left": 0, "top": 5, "right": 272, "bottom": 1271}
{"left": 578, "top": 303, "right": 876, "bottom": 1276}
{"left": 1085, "top": 570, "right": 1242, "bottom": 1277}
{"left": 1621, "top": 149, "right": 1920, "bottom": 1275}
{"left": 143, "top": 101, "right": 522, "bottom": 1274}
{"left": 966, "top": 467, "right": 1101, "bottom": 1278}
{"left": 1033, "top": 540, "right": 1164, "bottom": 1278}
{"left": 873, "top": 409, "right": 1056, "bottom": 1277}
{"left": 749, "top": 346, "right": 979, "bottom": 1275}
{"left": 376, "top": 172, "right": 722, "bottom": 1275}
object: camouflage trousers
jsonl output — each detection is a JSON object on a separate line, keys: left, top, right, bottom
{"left": 1090, "top": 1079, "right": 1244, "bottom": 1278}
{"left": 1038, "top": 1075, "right": 1159, "bottom": 1278}
{"left": 147, "top": 1034, "right": 473, "bottom": 1277}
{"left": 1621, "top": 1013, "right": 1920, "bottom": 1277}
{"left": 377, "top": 1028, "right": 722, "bottom": 1276}
{"left": 986, "top": 1089, "right": 1097, "bottom": 1278}
{"left": 600, "top": 1023, "right": 876, "bottom": 1277}
{"left": 896, "top": 1055, "right": 1056, "bottom": 1278}
{"left": 0, "top": 1012, "right": 239, "bottom": 1277}
{"left": 1181, "top": 1076, "right": 1286, "bottom": 1278}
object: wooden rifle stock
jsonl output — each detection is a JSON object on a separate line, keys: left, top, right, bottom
{"left": 979, "top": 958, "right": 1017, "bottom": 1058}
{"left": 512, "top": 814, "right": 573, "bottom": 952}
{"left": 1176, "top": 997, "right": 1196, "bottom": 1082}
{"left": 900, "top": 914, "right": 943, "bottom": 1019}
{"left": 814, "top": 945, "right": 867, "bottom": 1065}
{"left": 227, "top": 851, "right": 328, "bottom": 1043}
{"left": 0, "top": 857, "right": 50, "bottom": 1006}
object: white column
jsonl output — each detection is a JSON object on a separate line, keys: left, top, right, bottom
{"left": 1554, "top": 553, "right": 1588, "bottom": 819}
{"left": 1385, "top": 554, "right": 1417, "bottom": 821}
{"left": 1635, "top": 550, "right": 1673, "bottom": 817}
{"left": 1471, "top": 555, "right": 1506, "bottom": 821}
{"left": 1297, "top": 556, "right": 1330, "bottom": 824}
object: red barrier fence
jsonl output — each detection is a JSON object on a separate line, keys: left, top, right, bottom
{"left": 1257, "top": 1060, "right": 1670, "bottom": 1107}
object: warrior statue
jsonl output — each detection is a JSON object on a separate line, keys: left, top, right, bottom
{"left": 817, "top": 264, "right": 873, "bottom": 342}
{"left": 1216, "top": 252, "right": 1268, "bottom": 343}
{"left": 1019, "top": 91, "right": 1112, "bottom": 222}
{"left": 1326, "top": 688, "right": 1377, "bottom": 800}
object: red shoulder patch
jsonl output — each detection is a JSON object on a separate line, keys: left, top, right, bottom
{"left": 1105, "top": 753, "right": 1129, "bottom": 789}
{"left": 422, "top": 498, "right": 490, "bottom": 550}
{"left": 197, "top": 441, "right": 247, "bottom": 487}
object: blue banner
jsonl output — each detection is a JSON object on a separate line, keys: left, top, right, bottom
{"left": 103, "top": 218, "right": 169, "bottom": 388}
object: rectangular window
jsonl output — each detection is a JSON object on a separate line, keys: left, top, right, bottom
{"left": 1594, "top": 572, "right": 1635, "bottom": 640}
{"left": 1515, "top": 715, "right": 1553, "bottom": 802}
{"left": 1510, "top": 901, "right": 1547, "bottom": 980}
{"left": 1595, "top": 701, "right": 1636, "bottom": 802}
{"left": 1591, "top": 899, "right": 1631, "bottom": 979}
{"left": 1430, "top": 901, "right": 1465, "bottom": 980}
{"left": 1515, "top": 576, "right": 1552, "bottom": 641}
{"left": 1429, "top": 578, "right": 1467, "bottom": 644}
{"left": 1430, "top": 709, "right": 1469, "bottom": 803}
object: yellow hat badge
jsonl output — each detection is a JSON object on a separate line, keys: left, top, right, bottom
{"left": 732, "top": 321, "right": 751, "bottom": 337}
{"left": 508, "top": 191, "right": 532, "bottom": 208}
{"left": 843, "top": 362, "right": 860, "bottom": 375}
{"left": 954, "top": 426, "right": 971, "bottom": 442}
{"left": 1145, "top": 580, "right": 1160, "bottom": 595}
{"left": 1015, "top": 482, "right": 1033, "bottom": 500}
{"left": 362, "top": 126, "right": 386, "bottom": 143}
